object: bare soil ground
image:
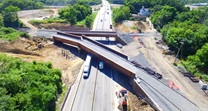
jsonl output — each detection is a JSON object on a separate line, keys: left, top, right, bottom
{"left": 18, "top": 9, "right": 59, "bottom": 35}
{"left": 38, "top": 23, "right": 70, "bottom": 30}
{"left": 128, "top": 92, "right": 154, "bottom": 111}
{"left": 116, "top": 21, "right": 150, "bottom": 33}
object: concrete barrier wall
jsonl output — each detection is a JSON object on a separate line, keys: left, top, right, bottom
{"left": 82, "top": 35, "right": 128, "bottom": 60}
{"left": 53, "top": 36, "right": 80, "bottom": 47}
{"left": 132, "top": 80, "right": 161, "bottom": 111}
{"left": 57, "top": 32, "right": 82, "bottom": 39}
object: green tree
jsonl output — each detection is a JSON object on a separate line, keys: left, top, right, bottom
{"left": 85, "top": 15, "right": 92, "bottom": 28}
{"left": 0, "top": 14, "right": 4, "bottom": 27}
{"left": 66, "top": 7, "right": 77, "bottom": 25}
{"left": 151, "top": 5, "right": 177, "bottom": 30}
{"left": 0, "top": 54, "right": 62, "bottom": 111}
{"left": 2, "top": 5, "right": 20, "bottom": 27}
{"left": 195, "top": 43, "right": 208, "bottom": 69}
{"left": 113, "top": 6, "right": 130, "bottom": 22}
{"left": 0, "top": 88, "right": 16, "bottom": 111}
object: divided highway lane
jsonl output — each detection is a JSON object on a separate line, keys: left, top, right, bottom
{"left": 92, "top": 64, "right": 114, "bottom": 111}
{"left": 71, "top": 58, "right": 98, "bottom": 111}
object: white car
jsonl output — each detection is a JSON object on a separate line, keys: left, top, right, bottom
{"left": 99, "top": 61, "right": 104, "bottom": 69}
{"left": 83, "top": 66, "right": 89, "bottom": 78}
{"left": 135, "top": 75, "right": 141, "bottom": 84}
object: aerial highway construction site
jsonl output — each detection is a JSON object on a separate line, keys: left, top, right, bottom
{"left": 1, "top": 0, "right": 207, "bottom": 111}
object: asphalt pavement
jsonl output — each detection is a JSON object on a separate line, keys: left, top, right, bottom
{"left": 64, "top": 1, "right": 119, "bottom": 111}
{"left": 71, "top": 58, "right": 98, "bottom": 111}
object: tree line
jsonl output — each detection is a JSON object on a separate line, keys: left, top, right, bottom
{"left": 0, "top": 0, "right": 43, "bottom": 28}
{"left": 58, "top": 2, "right": 92, "bottom": 26}
{"left": 182, "top": 0, "right": 208, "bottom": 3}
{"left": 113, "top": 0, "right": 189, "bottom": 23}
{"left": 0, "top": 0, "right": 35, "bottom": 41}
{"left": 0, "top": 54, "right": 62, "bottom": 110}
{"left": 0, "top": 0, "right": 43, "bottom": 11}
{"left": 21, "top": 0, "right": 101, "bottom": 6}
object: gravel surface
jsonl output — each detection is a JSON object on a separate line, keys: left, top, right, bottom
{"left": 130, "top": 53, "right": 152, "bottom": 68}
{"left": 118, "top": 33, "right": 134, "bottom": 44}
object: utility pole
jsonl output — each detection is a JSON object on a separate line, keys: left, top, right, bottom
{"left": 174, "top": 42, "right": 184, "bottom": 64}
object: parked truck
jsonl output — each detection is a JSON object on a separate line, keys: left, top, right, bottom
{"left": 83, "top": 55, "right": 92, "bottom": 78}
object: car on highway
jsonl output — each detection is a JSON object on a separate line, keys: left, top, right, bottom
{"left": 116, "top": 43, "right": 123, "bottom": 48}
{"left": 99, "top": 61, "right": 104, "bottom": 69}
{"left": 134, "top": 75, "right": 141, "bottom": 84}
{"left": 83, "top": 67, "right": 89, "bottom": 78}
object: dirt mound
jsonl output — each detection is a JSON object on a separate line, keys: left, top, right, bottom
{"left": 0, "top": 38, "right": 40, "bottom": 56}
{"left": 136, "top": 21, "right": 150, "bottom": 32}
{"left": 18, "top": 9, "right": 54, "bottom": 19}
{"left": 39, "top": 23, "right": 70, "bottom": 30}
{"left": 128, "top": 91, "right": 155, "bottom": 111}
{"left": 116, "top": 21, "right": 150, "bottom": 33}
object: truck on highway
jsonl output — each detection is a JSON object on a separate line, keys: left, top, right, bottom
{"left": 83, "top": 55, "right": 92, "bottom": 78}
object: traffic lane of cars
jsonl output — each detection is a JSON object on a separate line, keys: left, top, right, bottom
{"left": 71, "top": 59, "right": 98, "bottom": 111}
{"left": 92, "top": 64, "right": 114, "bottom": 111}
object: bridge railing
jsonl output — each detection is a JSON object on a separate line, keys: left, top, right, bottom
{"left": 82, "top": 35, "right": 128, "bottom": 60}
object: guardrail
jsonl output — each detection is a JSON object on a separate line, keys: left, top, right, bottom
{"left": 60, "top": 83, "right": 73, "bottom": 111}
{"left": 57, "top": 32, "right": 82, "bottom": 39}
{"left": 60, "top": 30, "right": 117, "bottom": 33}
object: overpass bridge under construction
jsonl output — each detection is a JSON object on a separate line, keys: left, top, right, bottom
{"left": 53, "top": 32, "right": 199, "bottom": 111}
{"left": 60, "top": 30, "right": 127, "bottom": 45}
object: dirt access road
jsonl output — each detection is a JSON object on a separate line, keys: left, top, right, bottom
{"left": 18, "top": 9, "right": 59, "bottom": 36}
{"left": 117, "top": 20, "right": 208, "bottom": 111}
{"left": 141, "top": 33, "right": 208, "bottom": 111}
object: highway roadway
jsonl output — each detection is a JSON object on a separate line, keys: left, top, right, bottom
{"left": 90, "top": 1, "right": 117, "bottom": 111}
{"left": 67, "top": 1, "right": 119, "bottom": 111}
{"left": 71, "top": 58, "right": 98, "bottom": 111}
